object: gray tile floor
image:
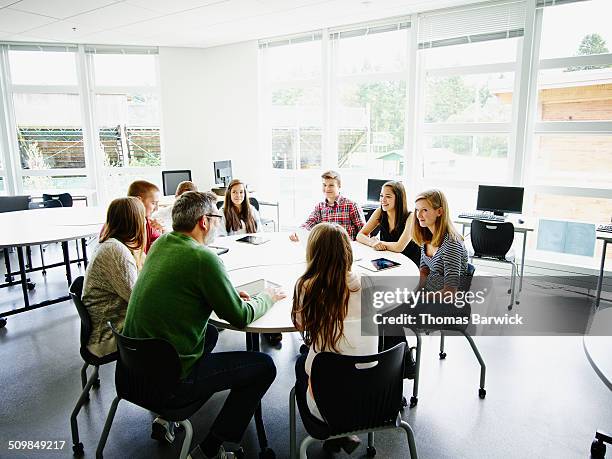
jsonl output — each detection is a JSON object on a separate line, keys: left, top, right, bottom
{"left": 1, "top": 245, "right": 611, "bottom": 458}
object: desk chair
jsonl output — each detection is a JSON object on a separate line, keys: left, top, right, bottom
{"left": 42, "top": 193, "right": 83, "bottom": 267}
{"left": 96, "top": 324, "right": 207, "bottom": 459}
{"left": 290, "top": 343, "right": 418, "bottom": 459}
{"left": 402, "top": 263, "right": 486, "bottom": 408}
{"left": 29, "top": 200, "right": 62, "bottom": 274}
{"left": 0, "top": 195, "right": 34, "bottom": 287}
{"left": 467, "top": 220, "right": 518, "bottom": 309}
{"left": 69, "top": 276, "right": 118, "bottom": 456}
{"left": 249, "top": 197, "right": 276, "bottom": 231}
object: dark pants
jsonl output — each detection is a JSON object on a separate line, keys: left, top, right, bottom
{"left": 294, "top": 354, "right": 329, "bottom": 438}
{"left": 174, "top": 324, "right": 277, "bottom": 443}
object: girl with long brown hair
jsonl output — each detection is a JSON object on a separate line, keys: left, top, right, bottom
{"left": 292, "top": 223, "right": 377, "bottom": 453}
{"left": 83, "top": 197, "right": 146, "bottom": 357}
{"left": 219, "top": 179, "right": 261, "bottom": 236}
{"left": 356, "top": 180, "right": 420, "bottom": 266}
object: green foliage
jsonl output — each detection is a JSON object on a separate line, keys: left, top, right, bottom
{"left": 425, "top": 76, "right": 473, "bottom": 123}
{"left": 567, "top": 33, "right": 612, "bottom": 71}
{"left": 272, "top": 88, "right": 305, "bottom": 105}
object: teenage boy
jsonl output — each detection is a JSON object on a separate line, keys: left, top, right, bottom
{"left": 289, "top": 170, "right": 365, "bottom": 241}
{"left": 127, "top": 180, "right": 162, "bottom": 253}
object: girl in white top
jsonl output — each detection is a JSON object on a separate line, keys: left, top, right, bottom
{"left": 292, "top": 223, "right": 378, "bottom": 425}
{"left": 218, "top": 179, "right": 262, "bottom": 237}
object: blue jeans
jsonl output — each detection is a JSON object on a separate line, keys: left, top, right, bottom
{"left": 174, "top": 324, "right": 277, "bottom": 443}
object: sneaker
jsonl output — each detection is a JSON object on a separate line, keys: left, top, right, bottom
{"left": 188, "top": 445, "right": 240, "bottom": 459}
{"left": 403, "top": 346, "right": 417, "bottom": 380}
{"left": 323, "top": 435, "right": 361, "bottom": 455}
{"left": 264, "top": 333, "right": 282, "bottom": 345}
{"left": 151, "top": 417, "right": 175, "bottom": 444}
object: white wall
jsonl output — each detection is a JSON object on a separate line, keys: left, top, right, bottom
{"left": 158, "top": 42, "right": 264, "bottom": 193}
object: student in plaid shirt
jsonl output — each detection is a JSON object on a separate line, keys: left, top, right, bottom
{"left": 289, "top": 170, "right": 365, "bottom": 241}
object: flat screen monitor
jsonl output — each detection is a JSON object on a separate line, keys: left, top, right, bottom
{"left": 162, "top": 170, "right": 192, "bottom": 196}
{"left": 476, "top": 185, "right": 524, "bottom": 216}
{"left": 213, "top": 160, "right": 232, "bottom": 187}
{"left": 367, "top": 179, "right": 389, "bottom": 202}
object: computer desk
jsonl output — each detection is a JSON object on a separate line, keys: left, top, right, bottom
{"left": 595, "top": 232, "right": 612, "bottom": 308}
{"left": 454, "top": 217, "right": 535, "bottom": 301}
{"left": 207, "top": 232, "right": 419, "bottom": 457}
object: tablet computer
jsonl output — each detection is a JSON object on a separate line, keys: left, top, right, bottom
{"left": 236, "top": 279, "right": 281, "bottom": 296}
{"left": 359, "top": 257, "right": 401, "bottom": 272}
{"left": 209, "top": 245, "right": 229, "bottom": 255}
{"left": 236, "top": 235, "right": 270, "bottom": 245}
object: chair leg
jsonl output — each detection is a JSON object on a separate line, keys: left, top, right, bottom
{"left": 70, "top": 366, "right": 99, "bottom": 455}
{"left": 299, "top": 436, "right": 316, "bottom": 459}
{"left": 75, "top": 240, "right": 81, "bottom": 267}
{"left": 80, "top": 362, "right": 89, "bottom": 389}
{"left": 290, "top": 387, "right": 297, "bottom": 459}
{"left": 508, "top": 262, "right": 517, "bottom": 310}
{"left": 399, "top": 420, "right": 419, "bottom": 459}
{"left": 39, "top": 245, "right": 47, "bottom": 275}
{"left": 177, "top": 419, "right": 193, "bottom": 459}
{"left": 411, "top": 332, "right": 422, "bottom": 408}
{"left": 96, "top": 396, "right": 120, "bottom": 459}
{"left": 368, "top": 431, "right": 374, "bottom": 447}
{"left": 439, "top": 331, "right": 446, "bottom": 359}
{"left": 460, "top": 330, "right": 487, "bottom": 398}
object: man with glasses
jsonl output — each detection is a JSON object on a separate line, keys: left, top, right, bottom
{"left": 124, "top": 191, "right": 285, "bottom": 459}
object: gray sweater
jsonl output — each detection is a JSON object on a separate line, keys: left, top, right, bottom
{"left": 82, "top": 238, "right": 138, "bottom": 357}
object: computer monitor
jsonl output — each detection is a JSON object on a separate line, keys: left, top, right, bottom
{"left": 213, "top": 160, "right": 232, "bottom": 187}
{"left": 161, "top": 170, "right": 192, "bottom": 196}
{"left": 367, "top": 179, "right": 389, "bottom": 202}
{"left": 476, "top": 185, "right": 524, "bottom": 216}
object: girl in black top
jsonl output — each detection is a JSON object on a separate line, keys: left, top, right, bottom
{"left": 357, "top": 181, "right": 420, "bottom": 266}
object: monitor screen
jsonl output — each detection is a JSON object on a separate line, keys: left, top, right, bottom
{"left": 161, "top": 170, "right": 192, "bottom": 196}
{"left": 213, "top": 160, "right": 232, "bottom": 187}
{"left": 476, "top": 185, "right": 524, "bottom": 215}
{"left": 367, "top": 179, "right": 389, "bottom": 202}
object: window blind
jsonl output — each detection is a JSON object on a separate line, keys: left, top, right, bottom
{"left": 84, "top": 45, "right": 158, "bottom": 55}
{"left": 259, "top": 31, "right": 322, "bottom": 49}
{"left": 418, "top": 0, "right": 526, "bottom": 49}
{"left": 536, "top": 0, "right": 589, "bottom": 7}
{"left": 329, "top": 17, "right": 410, "bottom": 40}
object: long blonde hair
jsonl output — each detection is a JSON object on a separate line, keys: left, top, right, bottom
{"left": 291, "top": 223, "right": 355, "bottom": 353}
{"left": 411, "top": 189, "right": 461, "bottom": 247}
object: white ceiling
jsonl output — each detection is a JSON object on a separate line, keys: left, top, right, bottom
{"left": 0, "top": 0, "right": 482, "bottom": 49}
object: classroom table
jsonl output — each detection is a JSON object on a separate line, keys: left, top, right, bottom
{"left": 207, "top": 232, "right": 419, "bottom": 458}
{"left": 0, "top": 207, "right": 105, "bottom": 327}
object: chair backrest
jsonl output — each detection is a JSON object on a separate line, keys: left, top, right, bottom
{"left": 110, "top": 323, "right": 182, "bottom": 411}
{"left": 216, "top": 200, "right": 223, "bottom": 210}
{"left": 470, "top": 220, "right": 514, "bottom": 260}
{"left": 0, "top": 195, "right": 30, "bottom": 213}
{"left": 30, "top": 200, "right": 63, "bottom": 209}
{"left": 248, "top": 197, "right": 260, "bottom": 211}
{"left": 310, "top": 343, "right": 405, "bottom": 434}
{"left": 43, "top": 192, "right": 73, "bottom": 207}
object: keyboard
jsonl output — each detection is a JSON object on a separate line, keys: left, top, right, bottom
{"left": 597, "top": 224, "right": 612, "bottom": 233}
{"left": 457, "top": 211, "right": 505, "bottom": 222}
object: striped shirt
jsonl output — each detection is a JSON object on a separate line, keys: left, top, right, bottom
{"left": 301, "top": 195, "right": 365, "bottom": 240}
{"left": 420, "top": 233, "right": 469, "bottom": 292}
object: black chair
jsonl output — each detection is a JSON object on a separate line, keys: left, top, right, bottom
{"left": 96, "top": 324, "right": 208, "bottom": 459}
{"left": 0, "top": 195, "right": 31, "bottom": 213}
{"left": 289, "top": 343, "right": 418, "bottom": 459}
{"left": 249, "top": 197, "right": 276, "bottom": 231}
{"left": 43, "top": 192, "right": 73, "bottom": 208}
{"left": 468, "top": 220, "right": 518, "bottom": 309}
{"left": 69, "top": 276, "right": 118, "bottom": 456}
{"left": 402, "top": 263, "right": 487, "bottom": 408}
{"left": 29, "top": 200, "right": 62, "bottom": 209}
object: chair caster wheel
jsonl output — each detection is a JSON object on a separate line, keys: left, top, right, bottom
{"left": 72, "top": 442, "right": 84, "bottom": 456}
{"left": 42, "top": 270, "right": 47, "bottom": 276}
{"left": 507, "top": 305, "right": 513, "bottom": 310}
{"left": 0, "top": 318, "right": 6, "bottom": 328}
{"left": 439, "top": 352, "right": 447, "bottom": 359}
{"left": 27, "top": 282, "right": 36, "bottom": 290}
{"left": 410, "top": 396, "right": 418, "bottom": 408}
{"left": 258, "top": 447, "right": 275, "bottom": 459}
{"left": 367, "top": 446, "right": 377, "bottom": 457}
{"left": 479, "top": 388, "right": 486, "bottom": 399}
{"left": 92, "top": 378, "right": 100, "bottom": 388}
{"left": 515, "top": 300, "right": 520, "bottom": 305}
{"left": 507, "top": 288, "right": 512, "bottom": 294}
{"left": 401, "top": 396, "right": 408, "bottom": 408}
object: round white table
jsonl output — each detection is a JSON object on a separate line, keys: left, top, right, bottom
{"left": 0, "top": 207, "right": 105, "bottom": 327}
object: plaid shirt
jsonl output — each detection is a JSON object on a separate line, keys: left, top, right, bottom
{"left": 301, "top": 195, "right": 365, "bottom": 240}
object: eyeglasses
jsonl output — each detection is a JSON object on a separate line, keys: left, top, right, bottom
{"left": 205, "top": 213, "right": 223, "bottom": 219}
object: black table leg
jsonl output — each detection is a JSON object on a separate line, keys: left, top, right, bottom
{"left": 81, "top": 238, "right": 88, "bottom": 269}
{"left": 61, "top": 241, "right": 72, "bottom": 286}
{"left": 16, "top": 247, "right": 29, "bottom": 309}
{"left": 244, "top": 332, "right": 274, "bottom": 459}
{"left": 4, "top": 248, "right": 14, "bottom": 283}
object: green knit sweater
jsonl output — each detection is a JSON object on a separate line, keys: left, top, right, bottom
{"left": 123, "top": 232, "right": 273, "bottom": 378}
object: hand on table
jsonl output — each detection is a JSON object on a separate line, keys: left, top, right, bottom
{"left": 372, "top": 241, "right": 388, "bottom": 251}
{"left": 238, "top": 291, "right": 251, "bottom": 301}
{"left": 289, "top": 232, "right": 299, "bottom": 242}
{"left": 264, "top": 287, "right": 287, "bottom": 303}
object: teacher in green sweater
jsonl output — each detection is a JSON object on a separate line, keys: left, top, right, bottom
{"left": 123, "top": 191, "right": 285, "bottom": 459}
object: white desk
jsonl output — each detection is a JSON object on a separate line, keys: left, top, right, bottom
{"left": 0, "top": 207, "right": 105, "bottom": 327}
{"left": 454, "top": 217, "right": 535, "bottom": 301}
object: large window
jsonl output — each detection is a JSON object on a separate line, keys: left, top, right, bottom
{"left": 1, "top": 46, "right": 163, "bottom": 203}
